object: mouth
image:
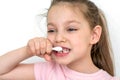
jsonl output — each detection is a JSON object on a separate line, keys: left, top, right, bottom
{"left": 53, "top": 47, "right": 71, "bottom": 57}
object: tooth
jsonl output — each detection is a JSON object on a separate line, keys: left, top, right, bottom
{"left": 60, "top": 51, "right": 63, "bottom": 54}
{"left": 63, "top": 49, "right": 69, "bottom": 53}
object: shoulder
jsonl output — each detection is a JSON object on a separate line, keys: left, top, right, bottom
{"left": 34, "top": 61, "right": 59, "bottom": 70}
{"left": 34, "top": 61, "right": 64, "bottom": 80}
{"left": 100, "top": 70, "right": 120, "bottom": 80}
{"left": 34, "top": 61, "right": 56, "bottom": 73}
{"left": 111, "top": 77, "right": 120, "bottom": 80}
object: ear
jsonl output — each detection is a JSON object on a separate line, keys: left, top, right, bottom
{"left": 90, "top": 25, "right": 102, "bottom": 44}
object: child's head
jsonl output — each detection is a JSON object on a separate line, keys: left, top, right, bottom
{"left": 46, "top": 0, "right": 114, "bottom": 76}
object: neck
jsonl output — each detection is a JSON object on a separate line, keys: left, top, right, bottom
{"left": 67, "top": 56, "right": 100, "bottom": 74}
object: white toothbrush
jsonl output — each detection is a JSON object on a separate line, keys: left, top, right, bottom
{"left": 52, "top": 47, "right": 63, "bottom": 52}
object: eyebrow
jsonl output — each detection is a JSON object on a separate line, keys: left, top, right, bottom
{"left": 65, "top": 20, "right": 81, "bottom": 24}
{"left": 47, "top": 20, "right": 81, "bottom": 27}
{"left": 47, "top": 23, "right": 55, "bottom": 27}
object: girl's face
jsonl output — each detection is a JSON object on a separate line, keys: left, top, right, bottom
{"left": 47, "top": 4, "right": 94, "bottom": 65}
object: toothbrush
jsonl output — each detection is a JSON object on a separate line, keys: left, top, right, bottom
{"left": 52, "top": 46, "right": 63, "bottom": 52}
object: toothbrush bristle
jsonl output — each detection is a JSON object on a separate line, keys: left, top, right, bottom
{"left": 52, "top": 47, "right": 62, "bottom": 51}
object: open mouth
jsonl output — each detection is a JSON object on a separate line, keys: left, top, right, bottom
{"left": 53, "top": 47, "right": 71, "bottom": 57}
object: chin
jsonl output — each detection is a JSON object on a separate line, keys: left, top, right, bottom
{"left": 53, "top": 58, "right": 70, "bottom": 65}
{"left": 51, "top": 53, "right": 72, "bottom": 65}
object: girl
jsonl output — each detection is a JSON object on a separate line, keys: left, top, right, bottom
{"left": 0, "top": 0, "right": 119, "bottom": 80}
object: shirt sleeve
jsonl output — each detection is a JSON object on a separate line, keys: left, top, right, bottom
{"left": 34, "top": 61, "right": 55, "bottom": 80}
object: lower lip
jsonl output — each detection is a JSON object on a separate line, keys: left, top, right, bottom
{"left": 53, "top": 52, "right": 69, "bottom": 57}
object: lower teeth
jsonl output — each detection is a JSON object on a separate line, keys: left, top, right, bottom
{"left": 58, "top": 51, "right": 63, "bottom": 53}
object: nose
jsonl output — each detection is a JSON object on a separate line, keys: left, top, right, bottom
{"left": 55, "top": 32, "right": 66, "bottom": 43}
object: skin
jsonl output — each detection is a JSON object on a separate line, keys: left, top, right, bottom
{"left": 47, "top": 3, "right": 101, "bottom": 73}
{"left": 0, "top": 3, "right": 102, "bottom": 80}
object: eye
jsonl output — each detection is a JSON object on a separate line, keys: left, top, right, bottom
{"left": 67, "top": 28, "right": 78, "bottom": 32}
{"left": 48, "top": 29, "right": 55, "bottom": 33}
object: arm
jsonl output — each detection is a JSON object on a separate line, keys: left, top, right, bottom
{"left": 0, "top": 47, "right": 31, "bottom": 74}
{"left": 0, "top": 64, "right": 35, "bottom": 80}
{"left": 0, "top": 47, "right": 35, "bottom": 80}
{"left": 0, "top": 37, "right": 52, "bottom": 80}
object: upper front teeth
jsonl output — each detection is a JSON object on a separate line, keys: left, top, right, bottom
{"left": 58, "top": 48, "right": 70, "bottom": 53}
{"left": 63, "top": 49, "right": 70, "bottom": 53}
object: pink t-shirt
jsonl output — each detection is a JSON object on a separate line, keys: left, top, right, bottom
{"left": 34, "top": 62, "right": 119, "bottom": 80}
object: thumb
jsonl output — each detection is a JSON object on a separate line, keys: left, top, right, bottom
{"left": 44, "top": 54, "right": 52, "bottom": 61}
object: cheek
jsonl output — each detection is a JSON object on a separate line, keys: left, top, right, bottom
{"left": 70, "top": 34, "right": 91, "bottom": 50}
{"left": 70, "top": 34, "right": 88, "bottom": 44}
{"left": 47, "top": 35, "right": 55, "bottom": 43}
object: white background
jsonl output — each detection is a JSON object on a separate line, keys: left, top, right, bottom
{"left": 0, "top": 0, "right": 119, "bottom": 76}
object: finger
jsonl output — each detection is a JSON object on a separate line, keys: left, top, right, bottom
{"left": 34, "top": 39, "right": 41, "bottom": 55}
{"left": 46, "top": 39, "right": 52, "bottom": 54}
{"left": 40, "top": 38, "right": 46, "bottom": 55}
{"left": 27, "top": 39, "right": 36, "bottom": 55}
{"left": 44, "top": 54, "right": 52, "bottom": 61}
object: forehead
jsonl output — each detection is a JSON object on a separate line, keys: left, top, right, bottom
{"left": 47, "top": 3, "right": 87, "bottom": 24}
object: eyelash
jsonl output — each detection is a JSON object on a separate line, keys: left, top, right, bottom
{"left": 67, "top": 28, "right": 78, "bottom": 32}
{"left": 48, "top": 29, "right": 55, "bottom": 33}
{"left": 48, "top": 29, "right": 57, "bottom": 33}
{"left": 47, "top": 27, "right": 78, "bottom": 33}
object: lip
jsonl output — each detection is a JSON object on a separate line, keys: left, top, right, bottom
{"left": 53, "top": 52, "right": 68, "bottom": 57}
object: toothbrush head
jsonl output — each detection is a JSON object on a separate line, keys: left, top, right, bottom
{"left": 52, "top": 47, "right": 63, "bottom": 52}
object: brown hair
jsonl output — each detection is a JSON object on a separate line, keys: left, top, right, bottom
{"left": 48, "top": 0, "right": 114, "bottom": 76}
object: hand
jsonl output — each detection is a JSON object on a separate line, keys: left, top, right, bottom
{"left": 26, "top": 37, "right": 53, "bottom": 61}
